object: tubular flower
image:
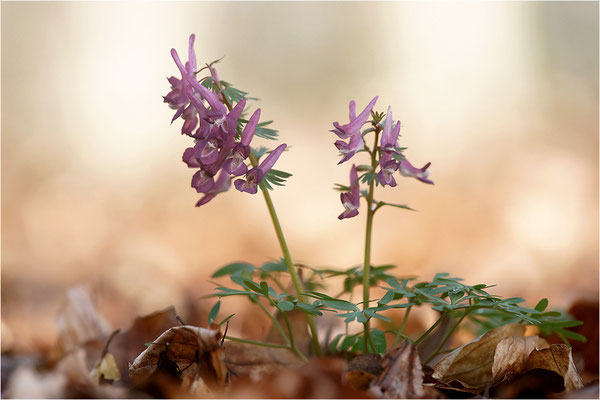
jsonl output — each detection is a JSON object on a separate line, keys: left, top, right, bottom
{"left": 338, "top": 165, "right": 360, "bottom": 220}
{"left": 331, "top": 96, "right": 378, "bottom": 163}
{"left": 377, "top": 106, "right": 402, "bottom": 187}
{"left": 163, "top": 34, "right": 197, "bottom": 123}
{"left": 235, "top": 144, "right": 287, "bottom": 194}
{"left": 399, "top": 159, "right": 434, "bottom": 185}
{"left": 195, "top": 170, "right": 232, "bottom": 207}
{"left": 167, "top": 34, "right": 290, "bottom": 206}
{"left": 223, "top": 108, "right": 260, "bottom": 176}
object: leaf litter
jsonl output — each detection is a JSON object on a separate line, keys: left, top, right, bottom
{"left": 3, "top": 285, "right": 595, "bottom": 399}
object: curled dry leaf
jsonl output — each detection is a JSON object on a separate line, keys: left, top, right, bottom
{"left": 492, "top": 335, "right": 549, "bottom": 383}
{"left": 369, "top": 340, "right": 424, "bottom": 399}
{"left": 525, "top": 344, "right": 584, "bottom": 392}
{"left": 56, "top": 286, "right": 112, "bottom": 353}
{"left": 432, "top": 322, "right": 526, "bottom": 389}
{"left": 128, "top": 325, "right": 222, "bottom": 384}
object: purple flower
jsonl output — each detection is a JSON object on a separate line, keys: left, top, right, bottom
{"left": 331, "top": 96, "right": 378, "bottom": 163}
{"left": 191, "top": 169, "right": 215, "bottom": 193}
{"left": 223, "top": 108, "right": 260, "bottom": 176}
{"left": 334, "top": 133, "right": 365, "bottom": 165}
{"left": 195, "top": 170, "right": 232, "bottom": 207}
{"left": 163, "top": 35, "right": 197, "bottom": 123}
{"left": 338, "top": 165, "right": 360, "bottom": 220}
{"left": 332, "top": 96, "right": 378, "bottom": 139}
{"left": 235, "top": 144, "right": 287, "bottom": 194}
{"left": 399, "top": 159, "right": 434, "bottom": 185}
{"left": 377, "top": 106, "right": 402, "bottom": 187}
{"left": 379, "top": 106, "right": 401, "bottom": 154}
{"left": 170, "top": 45, "right": 228, "bottom": 124}
{"left": 377, "top": 153, "right": 399, "bottom": 187}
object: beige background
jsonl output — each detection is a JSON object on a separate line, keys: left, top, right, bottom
{"left": 2, "top": 1, "right": 598, "bottom": 351}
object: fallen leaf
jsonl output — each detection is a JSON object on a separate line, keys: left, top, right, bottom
{"left": 55, "top": 286, "right": 112, "bottom": 353}
{"left": 432, "top": 322, "right": 526, "bottom": 389}
{"left": 90, "top": 353, "right": 121, "bottom": 383}
{"left": 525, "top": 344, "right": 584, "bottom": 392}
{"left": 111, "top": 306, "right": 179, "bottom": 384}
{"left": 90, "top": 329, "right": 121, "bottom": 383}
{"left": 369, "top": 340, "right": 424, "bottom": 398}
{"left": 491, "top": 335, "right": 549, "bottom": 382}
{"left": 128, "top": 325, "right": 222, "bottom": 384}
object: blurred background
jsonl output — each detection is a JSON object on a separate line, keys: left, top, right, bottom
{"left": 2, "top": 2, "right": 598, "bottom": 353}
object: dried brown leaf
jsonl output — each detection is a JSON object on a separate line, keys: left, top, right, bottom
{"left": 369, "top": 341, "right": 424, "bottom": 398}
{"left": 111, "top": 306, "right": 179, "bottom": 384}
{"left": 432, "top": 322, "right": 526, "bottom": 389}
{"left": 492, "top": 335, "right": 549, "bottom": 383}
{"left": 525, "top": 344, "right": 584, "bottom": 392}
{"left": 128, "top": 325, "right": 222, "bottom": 383}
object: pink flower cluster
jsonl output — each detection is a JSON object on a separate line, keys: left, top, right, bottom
{"left": 332, "top": 98, "right": 433, "bottom": 219}
{"left": 164, "top": 35, "right": 286, "bottom": 206}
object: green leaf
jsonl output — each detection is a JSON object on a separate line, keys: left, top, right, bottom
{"left": 278, "top": 300, "right": 294, "bottom": 312}
{"left": 208, "top": 301, "right": 221, "bottom": 324}
{"left": 379, "top": 290, "right": 395, "bottom": 305}
{"left": 534, "top": 298, "right": 549, "bottom": 312}
{"left": 242, "top": 280, "right": 264, "bottom": 294}
{"left": 378, "top": 202, "right": 416, "bottom": 211}
{"left": 254, "top": 120, "right": 279, "bottom": 140}
{"left": 263, "top": 168, "right": 292, "bottom": 188}
{"left": 212, "top": 262, "right": 255, "bottom": 277}
{"left": 260, "top": 281, "right": 269, "bottom": 295}
{"left": 219, "top": 313, "right": 235, "bottom": 326}
{"left": 318, "top": 299, "right": 359, "bottom": 311}
{"left": 328, "top": 334, "right": 343, "bottom": 353}
{"left": 295, "top": 302, "right": 323, "bottom": 316}
{"left": 340, "top": 335, "right": 358, "bottom": 351}
{"left": 251, "top": 146, "right": 269, "bottom": 160}
{"left": 223, "top": 86, "right": 248, "bottom": 103}
{"left": 260, "top": 259, "right": 286, "bottom": 272}
{"left": 371, "top": 328, "right": 387, "bottom": 354}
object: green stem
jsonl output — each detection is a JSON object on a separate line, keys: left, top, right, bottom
{"left": 414, "top": 312, "right": 448, "bottom": 347}
{"left": 362, "top": 127, "right": 381, "bottom": 352}
{"left": 391, "top": 306, "right": 412, "bottom": 348}
{"left": 213, "top": 77, "right": 318, "bottom": 358}
{"left": 423, "top": 310, "right": 470, "bottom": 365}
{"left": 256, "top": 300, "right": 290, "bottom": 345}
{"left": 282, "top": 312, "right": 308, "bottom": 362}
{"left": 249, "top": 152, "right": 322, "bottom": 357}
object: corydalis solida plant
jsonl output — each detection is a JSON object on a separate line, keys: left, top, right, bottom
{"left": 165, "top": 34, "right": 585, "bottom": 362}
